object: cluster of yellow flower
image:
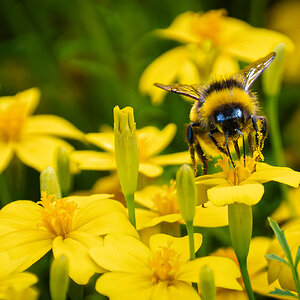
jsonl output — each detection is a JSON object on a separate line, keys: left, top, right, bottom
{"left": 0, "top": 8, "right": 299, "bottom": 300}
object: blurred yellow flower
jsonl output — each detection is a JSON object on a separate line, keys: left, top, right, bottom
{"left": 135, "top": 180, "right": 228, "bottom": 230}
{"left": 71, "top": 123, "right": 190, "bottom": 178}
{"left": 268, "top": 0, "right": 300, "bottom": 83}
{"left": 0, "top": 88, "right": 85, "bottom": 173}
{"left": 196, "top": 156, "right": 300, "bottom": 207}
{"left": 90, "top": 233, "right": 242, "bottom": 300}
{"left": 213, "top": 237, "right": 291, "bottom": 299}
{"left": 0, "top": 193, "right": 137, "bottom": 285}
{"left": 267, "top": 219, "right": 300, "bottom": 293}
{"left": 0, "top": 252, "right": 38, "bottom": 300}
{"left": 271, "top": 187, "right": 300, "bottom": 224}
{"left": 139, "top": 9, "right": 294, "bottom": 104}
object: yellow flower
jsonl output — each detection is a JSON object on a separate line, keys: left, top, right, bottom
{"left": 0, "top": 88, "right": 85, "bottom": 173}
{"left": 0, "top": 193, "right": 137, "bottom": 285}
{"left": 268, "top": 0, "right": 300, "bottom": 83}
{"left": 71, "top": 123, "right": 190, "bottom": 178}
{"left": 90, "top": 233, "right": 242, "bottom": 300}
{"left": 0, "top": 252, "right": 38, "bottom": 300}
{"left": 213, "top": 237, "right": 290, "bottom": 299}
{"left": 196, "top": 156, "right": 300, "bottom": 207}
{"left": 267, "top": 219, "right": 300, "bottom": 293}
{"left": 271, "top": 187, "right": 300, "bottom": 224}
{"left": 135, "top": 180, "right": 228, "bottom": 230}
{"left": 139, "top": 9, "right": 294, "bottom": 104}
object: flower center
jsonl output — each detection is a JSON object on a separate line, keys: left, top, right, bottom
{"left": 152, "top": 181, "right": 179, "bottom": 215}
{"left": 38, "top": 192, "right": 77, "bottom": 238}
{"left": 216, "top": 156, "right": 257, "bottom": 185}
{"left": 192, "top": 9, "right": 226, "bottom": 46}
{"left": 0, "top": 101, "right": 27, "bottom": 142}
{"left": 148, "top": 243, "right": 181, "bottom": 284}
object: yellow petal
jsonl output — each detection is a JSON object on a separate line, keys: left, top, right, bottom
{"left": 191, "top": 202, "right": 228, "bottom": 227}
{"left": 195, "top": 173, "right": 227, "bottom": 185}
{"left": 211, "top": 52, "right": 240, "bottom": 76}
{"left": 207, "top": 183, "right": 264, "bottom": 206}
{"left": 139, "top": 124, "right": 176, "bottom": 157}
{"left": 0, "top": 272, "right": 38, "bottom": 292}
{"left": 178, "top": 56, "right": 201, "bottom": 84}
{"left": 226, "top": 27, "right": 294, "bottom": 62}
{"left": 149, "top": 233, "right": 202, "bottom": 263}
{"left": 52, "top": 233, "right": 103, "bottom": 285}
{"left": 0, "top": 200, "right": 40, "bottom": 235}
{"left": 248, "top": 163, "right": 300, "bottom": 188}
{"left": 154, "top": 11, "right": 201, "bottom": 44}
{"left": 86, "top": 132, "right": 114, "bottom": 152}
{"left": 136, "top": 209, "right": 181, "bottom": 230}
{"left": 0, "top": 230, "right": 53, "bottom": 272}
{"left": 139, "top": 46, "right": 189, "bottom": 104}
{"left": 70, "top": 151, "right": 116, "bottom": 170}
{"left": 16, "top": 136, "right": 73, "bottom": 171}
{"left": 180, "top": 256, "right": 242, "bottom": 290}
{"left": 150, "top": 151, "right": 191, "bottom": 166}
{"left": 0, "top": 142, "right": 14, "bottom": 173}
{"left": 247, "top": 237, "right": 271, "bottom": 275}
{"left": 152, "top": 281, "right": 200, "bottom": 300}
{"left": 135, "top": 185, "right": 161, "bottom": 209}
{"left": 139, "top": 163, "right": 163, "bottom": 177}
{"left": 73, "top": 199, "right": 138, "bottom": 237}
{"left": 90, "top": 233, "right": 151, "bottom": 273}
{"left": 95, "top": 272, "right": 154, "bottom": 300}
{"left": 24, "top": 115, "right": 85, "bottom": 141}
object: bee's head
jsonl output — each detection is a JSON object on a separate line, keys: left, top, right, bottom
{"left": 214, "top": 106, "right": 246, "bottom": 137}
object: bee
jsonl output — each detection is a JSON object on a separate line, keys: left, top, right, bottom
{"left": 154, "top": 52, "right": 275, "bottom": 174}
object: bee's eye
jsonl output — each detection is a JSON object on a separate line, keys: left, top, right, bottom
{"left": 215, "top": 107, "right": 242, "bottom": 123}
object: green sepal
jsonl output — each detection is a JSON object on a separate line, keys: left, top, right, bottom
{"left": 265, "top": 254, "right": 289, "bottom": 266}
{"left": 269, "top": 288, "right": 298, "bottom": 298}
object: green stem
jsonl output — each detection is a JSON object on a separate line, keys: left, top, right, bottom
{"left": 186, "top": 220, "right": 195, "bottom": 260}
{"left": 125, "top": 193, "right": 136, "bottom": 228}
{"left": 0, "top": 173, "right": 12, "bottom": 207}
{"left": 228, "top": 203, "right": 254, "bottom": 299}
{"left": 267, "top": 94, "right": 295, "bottom": 217}
{"left": 238, "top": 257, "right": 255, "bottom": 300}
{"left": 291, "top": 263, "right": 300, "bottom": 298}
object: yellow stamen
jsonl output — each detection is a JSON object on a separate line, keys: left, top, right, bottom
{"left": 148, "top": 242, "right": 181, "bottom": 284}
{"left": 152, "top": 180, "right": 179, "bottom": 215}
{"left": 0, "top": 102, "right": 27, "bottom": 142}
{"left": 216, "top": 156, "right": 256, "bottom": 185}
{"left": 38, "top": 191, "right": 77, "bottom": 238}
{"left": 192, "top": 9, "right": 226, "bottom": 46}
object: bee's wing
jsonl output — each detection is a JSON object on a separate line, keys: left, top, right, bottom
{"left": 241, "top": 52, "right": 276, "bottom": 92}
{"left": 154, "top": 83, "right": 204, "bottom": 102}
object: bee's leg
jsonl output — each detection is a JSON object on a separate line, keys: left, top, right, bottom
{"left": 251, "top": 115, "right": 268, "bottom": 151}
{"left": 187, "top": 124, "right": 198, "bottom": 174}
{"left": 248, "top": 134, "right": 254, "bottom": 154}
{"left": 225, "top": 135, "right": 235, "bottom": 168}
{"left": 257, "top": 116, "right": 268, "bottom": 151}
{"left": 187, "top": 123, "right": 208, "bottom": 175}
{"left": 195, "top": 143, "right": 208, "bottom": 175}
{"left": 208, "top": 130, "right": 227, "bottom": 155}
{"left": 237, "top": 129, "right": 246, "bottom": 166}
{"left": 233, "top": 140, "right": 240, "bottom": 160}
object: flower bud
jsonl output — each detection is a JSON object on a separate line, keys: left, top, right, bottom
{"left": 40, "top": 166, "right": 62, "bottom": 199}
{"left": 199, "top": 265, "right": 216, "bottom": 300}
{"left": 262, "top": 43, "right": 285, "bottom": 97}
{"left": 55, "top": 147, "right": 72, "bottom": 196}
{"left": 176, "top": 164, "right": 197, "bottom": 222}
{"left": 114, "top": 106, "right": 139, "bottom": 196}
{"left": 50, "top": 255, "right": 69, "bottom": 300}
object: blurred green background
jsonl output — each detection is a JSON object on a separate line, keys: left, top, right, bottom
{"left": 0, "top": 0, "right": 299, "bottom": 298}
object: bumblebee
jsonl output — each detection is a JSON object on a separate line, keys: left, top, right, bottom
{"left": 154, "top": 52, "right": 275, "bottom": 174}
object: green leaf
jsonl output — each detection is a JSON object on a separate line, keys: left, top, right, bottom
{"left": 265, "top": 254, "right": 289, "bottom": 266}
{"left": 269, "top": 288, "right": 298, "bottom": 298}
{"left": 268, "top": 218, "right": 293, "bottom": 264}
{"left": 295, "top": 246, "right": 300, "bottom": 268}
